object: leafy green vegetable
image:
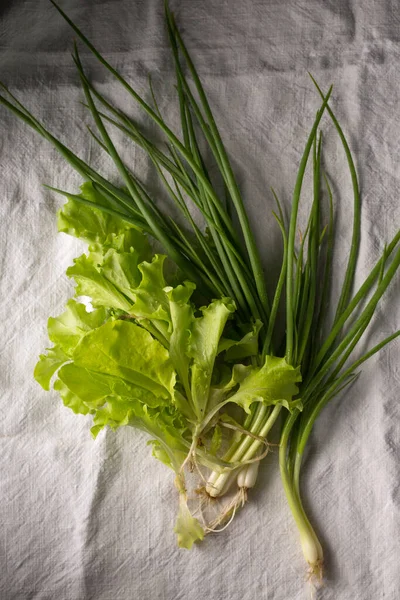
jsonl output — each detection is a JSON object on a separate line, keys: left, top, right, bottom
{"left": 47, "top": 298, "right": 108, "bottom": 351}
{"left": 33, "top": 222, "right": 253, "bottom": 546}
{"left": 67, "top": 254, "right": 134, "bottom": 311}
{"left": 227, "top": 356, "right": 302, "bottom": 414}
{"left": 57, "top": 182, "right": 140, "bottom": 244}
{"left": 34, "top": 346, "right": 69, "bottom": 392}
{"left": 165, "top": 282, "right": 196, "bottom": 402}
{"left": 218, "top": 319, "right": 263, "bottom": 360}
{"left": 188, "top": 298, "right": 235, "bottom": 419}
{"left": 73, "top": 320, "right": 176, "bottom": 400}
{"left": 34, "top": 299, "right": 107, "bottom": 390}
{"left": 130, "top": 255, "right": 171, "bottom": 324}
{"left": 174, "top": 491, "right": 205, "bottom": 549}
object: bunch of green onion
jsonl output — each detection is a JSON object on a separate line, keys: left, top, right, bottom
{"left": 1, "top": 0, "right": 399, "bottom": 582}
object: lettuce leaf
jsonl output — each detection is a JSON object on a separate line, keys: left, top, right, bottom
{"left": 72, "top": 320, "right": 176, "bottom": 401}
{"left": 47, "top": 317, "right": 190, "bottom": 467}
{"left": 47, "top": 298, "right": 108, "bottom": 352}
{"left": 67, "top": 253, "right": 134, "bottom": 312}
{"left": 218, "top": 319, "right": 263, "bottom": 360}
{"left": 187, "top": 298, "right": 235, "bottom": 419}
{"left": 58, "top": 181, "right": 136, "bottom": 244}
{"left": 227, "top": 355, "right": 302, "bottom": 413}
{"left": 174, "top": 493, "right": 204, "bottom": 549}
{"left": 34, "top": 299, "right": 107, "bottom": 390}
{"left": 130, "top": 255, "right": 171, "bottom": 324}
{"left": 34, "top": 346, "right": 70, "bottom": 392}
{"left": 165, "top": 282, "right": 196, "bottom": 404}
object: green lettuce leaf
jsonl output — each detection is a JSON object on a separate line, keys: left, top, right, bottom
{"left": 54, "top": 376, "right": 91, "bottom": 416}
{"left": 57, "top": 181, "right": 135, "bottom": 244}
{"left": 131, "top": 255, "right": 171, "bottom": 325}
{"left": 188, "top": 298, "right": 235, "bottom": 418}
{"left": 218, "top": 319, "right": 263, "bottom": 360}
{"left": 47, "top": 298, "right": 108, "bottom": 353}
{"left": 207, "top": 363, "right": 253, "bottom": 410}
{"left": 227, "top": 355, "right": 302, "bottom": 413}
{"left": 57, "top": 363, "right": 169, "bottom": 410}
{"left": 34, "top": 346, "right": 70, "bottom": 391}
{"left": 56, "top": 365, "right": 189, "bottom": 461}
{"left": 34, "top": 299, "right": 107, "bottom": 390}
{"left": 174, "top": 492, "right": 204, "bottom": 549}
{"left": 73, "top": 320, "right": 176, "bottom": 401}
{"left": 100, "top": 248, "right": 141, "bottom": 300}
{"left": 58, "top": 182, "right": 155, "bottom": 314}
{"left": 67, "top": 253, "right": 133, "bottom": 312}
{"left": 165, "top": 282, "right": 196, "bottom": 404}
{"left": 130, "top": 404, "right": 189, "bottom": 469}
{"left": 102, "top": 227, "right": 150, "bottom": 258}
{"left": 50, "top": 318, "right": 190, "bottom": 467}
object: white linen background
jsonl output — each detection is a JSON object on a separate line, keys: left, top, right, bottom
{"left": 1, "top": 0, "right": 400, "bottom": 598}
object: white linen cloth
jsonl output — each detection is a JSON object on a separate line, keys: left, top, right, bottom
{"left": 1, "top": 1, "right": 399, "bottom": 598}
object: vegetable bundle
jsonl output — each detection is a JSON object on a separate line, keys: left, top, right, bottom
{"left": 1, "top": 0, "right": 399, "bottom": 582}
